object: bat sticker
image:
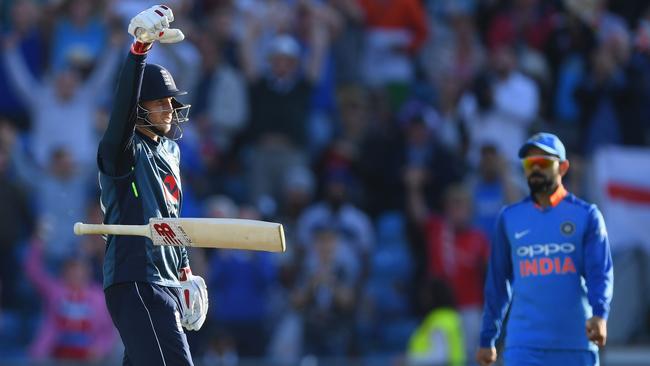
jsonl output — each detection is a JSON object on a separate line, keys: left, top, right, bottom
{"left": 150, "top": 219, "right": 192, "bottom": 246}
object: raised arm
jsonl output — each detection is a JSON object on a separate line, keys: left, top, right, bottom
{"left": 240, "top": 15, "right": 263, "bottom": 82}
{"left": 96, "top": 48, "right": 147, "bottom": 177}
{"left": 2, "top": 37, "right": 41, "bottom": 107}
{"left": 305, "top": 14, "right": 330, "bottom": 84}
{"left": 24, "top": 238, "right": 58, "bottom": 298}
{"left": 82, "top": 42, "right": 122, "bottom": 98}
{"left": 98, "top": 5, "right": 185, "bottom": 177}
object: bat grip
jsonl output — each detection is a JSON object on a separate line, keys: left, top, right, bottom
{"left": 74, "top": 223, "right": 149, "bottom": 237}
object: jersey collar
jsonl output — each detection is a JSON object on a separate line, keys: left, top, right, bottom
{"left": 533, "top": 184, "right": 568, "bottom": 209}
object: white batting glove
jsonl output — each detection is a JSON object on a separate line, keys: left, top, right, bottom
{"left": 128, "top": 5, "right": 184, "bottom": 44}
{"left": 179, "top": 268, "right": 208, "bottom": 331}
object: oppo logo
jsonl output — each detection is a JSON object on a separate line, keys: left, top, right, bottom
{"left": 516, "top": 243, "right": 575, "bottom": 258}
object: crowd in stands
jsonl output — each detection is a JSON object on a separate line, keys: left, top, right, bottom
{"left": 1, "top": 0, "right": 650, "bottom": 364}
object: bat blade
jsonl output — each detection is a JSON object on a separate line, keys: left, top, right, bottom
{"left": 148, "top": 218, "right": 286, "bottom": 252}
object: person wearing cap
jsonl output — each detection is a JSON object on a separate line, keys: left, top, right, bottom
{"left": 96, "top": 5, "right": 206, "bottom": 365}
{"left": 240, "top": 11, "right": 329, "bottom": 203}
{"left": 476, "top": 133, "right": 613, "bottom": 366}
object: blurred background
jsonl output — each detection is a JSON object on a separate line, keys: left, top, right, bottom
{"left": 1, "top": 0, "right": 650, "bottom": 365}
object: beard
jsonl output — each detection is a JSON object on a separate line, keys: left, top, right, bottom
{"left": 527, "top": 173, "right": 556, "bottom": 194}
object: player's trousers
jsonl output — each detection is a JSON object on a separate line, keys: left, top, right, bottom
{"left": 105, "top": 282, "right": 194, "bottom": 366}
{"left": 504, "top": 347, "right": 598, "bottom": 366}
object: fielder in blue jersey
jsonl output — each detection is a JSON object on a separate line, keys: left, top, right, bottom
{"left": 98, "top": 5, "right": 207, "bottom": 365}
{"left": 476, "top": 133, "right": 613, "bottom": 366}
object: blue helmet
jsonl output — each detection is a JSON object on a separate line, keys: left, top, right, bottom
{"left": 137, "top": 64, "right": 190, "bottom": 139}
{"left": 140, "top": 63, "right": 187, "bottom": 102}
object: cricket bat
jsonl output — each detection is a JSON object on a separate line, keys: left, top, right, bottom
{"left": 73, "top": 218, "right": 285, "bottom": 252}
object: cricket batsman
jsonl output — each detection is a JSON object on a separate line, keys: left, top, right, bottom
{"left": 477, "top": 133, "right": 613, "bottom": 366}
{"left": 97, "top": 5, "right": 207, "bottom": 365}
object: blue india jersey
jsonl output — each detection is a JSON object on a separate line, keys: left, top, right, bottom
{"left": 480, "top": 186, "right": 613, "bottom": 351}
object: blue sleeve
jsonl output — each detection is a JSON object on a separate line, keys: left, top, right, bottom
{"left": 98, "top": 51, "right": 146, "bottom": 177}
{"left": 583, "top": 205, "right": 614, "bottom": 319}
{"left": 480, "top": 210, "right": 513, "bottom": 348}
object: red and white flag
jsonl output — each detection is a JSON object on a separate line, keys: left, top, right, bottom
{"left": 593, "top": 146, "right": 650, "bottom": 252}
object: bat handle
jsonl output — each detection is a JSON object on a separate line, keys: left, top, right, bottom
{"left": 75, "top": 223, "right": 109, "bottom": 236}
{"left": 74, "top": 222, "right": 149, "bottom": 237}
{"left": 74, "top": 222, "right": 84, "bottom": 235}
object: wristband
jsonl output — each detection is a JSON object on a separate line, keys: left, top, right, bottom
{"left": 131, "top": 41, "right": 152, "bottom": 55}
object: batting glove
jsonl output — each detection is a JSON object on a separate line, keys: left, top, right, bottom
{"left": 179, "top": 267, "right": 208, "bottom": 331}
{"left": 128, "top": 5, "right": 184, "bottom": 45}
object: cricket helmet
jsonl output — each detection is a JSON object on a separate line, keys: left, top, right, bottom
{"left": 141, "top": 63, "right": 187, "bottom": 102}
{"left": 137, "top": 63, "right": 191, "bottom": 139}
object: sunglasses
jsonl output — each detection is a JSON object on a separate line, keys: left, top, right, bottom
{"left": 521, "top": 155, "right": 560, "bottom": 170}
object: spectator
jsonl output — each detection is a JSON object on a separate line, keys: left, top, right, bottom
{"left": 406, "top": 279, "right": 465, "bottom": 366}
{"left": 3, "top": 31, "right": 121, "bottom": 168}
{"left": 486, "top": 0, "right": 556, "bottom": 52}
{"left": 0, "top": 0, "right": 45, "bottom": 128}
{"left": 618, "top": 12, "right": 650, "bottom": 147}
{"left": 315, "top": 84, "right": 370, "bottom": 197}
{"left": 50, "top": 0, "right": 108, "bottom": 73}
{"left": 296, "top": 167, "right": 373, "bottom": 280}
{"left": 575, "top": 39, "right": 630, "bottom": 157}
{"left": 357, "top": 0, "right": 428, "bottom": 92}
{"left": 13, "top": 146, "right": 93, "bottom": 263}
{"left": 406, "top": 178, "right": 489, "bottom": 363}
{"left": 564, "top": 0, "right": 628, "bottom": 45}
{"left": 241, "top": 11, "right": 329, "bottom": 202}
{"left": 0, "top": 119, "right": 34, "bottom": 310}
{"left": 421, "top": 9, "right": 485, "bottom": 93}
{"left": 266, "top": 167, "right": 316, "bottom": 364}
{"left": 278, "top": 165, "right": 316, "bottom": 255}
{"left": 293, "top": 225, "right": 358, "bottom": 357}
{"left": 207, "top": 249, "right": 277, "bottom": 358}
{"left": 468, "top": 144, "right": 524, "bottom": 239}
{"left": 459, "top": 44, "right": 540, "bottom": 167}
{"left": 24, "top": 237, "right": 116, "bottom": 361}
{"left": 207, "top": 205, "right": 277, "bottom": 359}
{"left": 299, "top": 2, "right": 344, "bottom": 156}
{"left": 192, "top": 31, "right": 248, "bottom": 150}
{"left": 328, "top": 0, "right": 365, "bottom": 84}
{"left": 397, "top": 99, "right": 466, "bottom": 212}
{"left": 545, "top": 9, "right": 596, "bottom": 135}
{"left": 357, "top": 88, "right": 406, "bottom": 216}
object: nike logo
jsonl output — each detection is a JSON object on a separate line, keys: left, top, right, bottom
{"left": 514, "top": 229, "right": 530, "bottom": 240}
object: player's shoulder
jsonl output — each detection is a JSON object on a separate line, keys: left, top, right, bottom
{"left": 563, "top": 192, "right": 599, "bottom": 213}
{"left": 500, "top": 196, "right": 533, "bottom": 216}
